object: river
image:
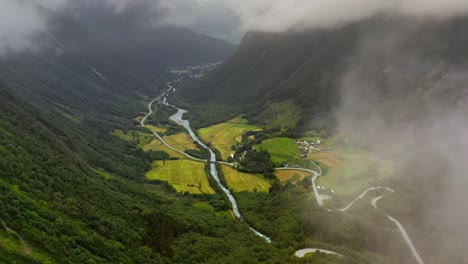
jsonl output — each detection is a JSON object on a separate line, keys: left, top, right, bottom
{"left": 162, "top": 96, "right": 272, "bottom": 243}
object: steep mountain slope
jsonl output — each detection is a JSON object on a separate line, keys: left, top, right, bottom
{"left": 177, "top": 16, "right": 468, "bottom": 130}
{"left": 0, "top": 3, "right": 238, "bottom": 263}
{"left": 177, "top": 15, "right": 468, "bottom": 263}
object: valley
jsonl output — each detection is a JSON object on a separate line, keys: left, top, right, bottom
{"left": 1, "top": 2, "right": 466, "bottom": 263}
{"left": 136, "top": 74, "right": 425, "bottom": 263}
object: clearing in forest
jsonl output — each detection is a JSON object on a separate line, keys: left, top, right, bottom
{"left": 198, "top": 116, "right": 260, "bottom": 160}
{"left": 146, "top": 160, "right": 214, "bottom": 194}
{"left": 163, "top": 133, "right": 199, "bottom": 152}
{"left": 112, "top": 129, "right": 154, "bottom": 149}
{"left": 310, "top": 145, "right": 393, "bottom": 199}
{"left": 221, "top": 165, "right": 271, "bottom": 193}
{"left": 254, "top": 137, "right": 300, "bottom": 165}
{"left": 276, "top": 170, "right": 310, "bottom": 184}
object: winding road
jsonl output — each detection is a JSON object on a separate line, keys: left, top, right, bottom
{"left": 284, "top": 163, "right": 424, "bottom": 263}
{"left": 142, "top": 87, "right": 271, "bottom": 243}
{"left": 295, "top": 248, "right": 341, "bottom": 258}
{"left": 140, "top": 90, "right": 207, "bottom": 163}
{"left": 141, "top": 83, "right": 424, "bottom": 262}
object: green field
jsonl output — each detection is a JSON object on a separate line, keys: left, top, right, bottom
{"left": 146, "top": 125, "right": 167, "bottom": 133}
{"left": 222, "top": 165, "right": 271, "bottom": 192}
{"left": 193, "top": 202, "right": 233, "bottom": 218}
{"left": 143, "top": 140, "right": 186, "bottom": 159}
{"left": 254, "top": 137, "right": 300, "bottom": 165}
{"left": 163, "top": 133, "right": 198, "bottom": 152}
{"left": 112, "top": 129, "right": 154, "bottom": 149}
{"left": 275, "top": 170, "right": 310, "bottom": 184}
{"left": 0, "top": 229, "right": 52, "bottom": 263}
{"left": 93, "top": 169, "right": 114, "bottom": 180}
{"left": 316, "top": 159, "right": 393, "bottom": 199}
{"left": 146, "top": 160, "right": 214, "bottom": 194}
{"left": 256, "top": 100, "right": 302, "bottom": 129}
{"left": 198, "top": 116, "right": 260, "bottom": 160}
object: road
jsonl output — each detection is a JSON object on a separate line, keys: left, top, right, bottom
{"left": 1, "top": 219, "right": 31, "bottom": 255}
{"left": 140, "top": 90, "right": 207, "bottom": 163}
{"left": 142, "top": 87, "right": 271, "bottom": 243}
{"left": 142, "top": 84, "right": 424, "bottom": 261}
{"left": 295, "top": 248, "right": 341, "bottom": 258}
{"left": 373, "top": 197, "right": 425, "bottom": 264}
{"left": 286, "top": 164, "right": 424, "bottom": 263}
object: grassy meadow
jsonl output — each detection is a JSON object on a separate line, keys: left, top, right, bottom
{"left": 112, "top": 129, "right": 154, "bottom": 149}
{"left": 143, "top": 140, "right": 187, "bottom": 159}
{"left": 276, "top": 170, "right": 310, "bottom": 184}
{"left": 313, "top": 146, "right": 393, "bottom": 199}
{"left": 254, "top": 137, "right": 300, "bottom": 165}
{"left": 163, "top": 133, "right": 199, "bottom": 152}
{"left": 221, "top": 165, "right": 271, "bottom": 192}
{"left": 198, "top": 116, "right": 260, "bottom": 160}
{"left": 146, "top": 160, "right": 215, "bottom": 194}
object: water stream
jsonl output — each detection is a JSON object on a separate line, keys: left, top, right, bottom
{"left": 162, "top": 97, "right": 272, "bottom": 243}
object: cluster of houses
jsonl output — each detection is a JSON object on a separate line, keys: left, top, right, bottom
{"left": 169, "top": 63, "right": 221, "bottom": 79}
{"left": 296, "top": 139, "right": 322, "bottom": 158}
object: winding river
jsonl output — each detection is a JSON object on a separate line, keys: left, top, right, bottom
{"left": 143, "top": 83, "right": 423, "bottom": 260}
{"left": 142, "top": 86, "right": 271, "bottom": 243}
{"left": 167, "top": 103, "right": 271, "bottom": 243}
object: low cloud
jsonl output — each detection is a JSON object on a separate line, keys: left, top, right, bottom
{"left": 334, "top": 23, "right": 468, "bottom": 261}
{"left": 157, "top": 0, "right": 468, "bottom": 37}
{"left": 0, "top": 0, "right": 66, "bottom": 54}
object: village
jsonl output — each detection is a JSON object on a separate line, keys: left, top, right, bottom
{"left": 296, "top": 139, "right": 334, "bottom": 158}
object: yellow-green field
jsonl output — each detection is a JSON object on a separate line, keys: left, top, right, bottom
{"left": 93, "top": 169, "right": 114, "bottom": 180}
{"left": 193, "top": 202, "right": 233, "bottom": 218}
{"left": 146, "top": 160, "right": 214, "bottom": 194}
{"left": 143, "top": 140, "right": 186, "bottom": 159}
{"left": 256, "top": 100, "right": 302, "bottom": 129}
{"left": 198, "top": 116, "right": 260, "bottom": 160}
{"left": 254, "top": 137, "right": 300, "bottom": 165}
{"left": 112, "top": 129, "right": 154, "bottom": 149}
{"left": 0, "top": 230, "right": 52, "bottom": 263}
{"left": 315, "top": 152, "right": 393, "bottom": 198}
{"left": 276, "top": 170, "right": 310, "bottom": 184}
{"left": 163, "top": 133, "right": 198, "bottom": 152}
{"left": 146, "top": 125, "right": 167, "bottom": 133}
{"left": 222, "top": 165, "right": 271, "bottom": 192}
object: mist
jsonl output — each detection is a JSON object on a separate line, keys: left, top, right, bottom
{"left": 4, "top": 0, "right": 468, "bottom": 51}
{"left": 155, "top": 0, "right": 468, "bottom": 37}
{"left": 334, "top": 20, "right": 468, "bottom": 262}
{"left": 0, "top": 0, "right": 67, "bottom": 53}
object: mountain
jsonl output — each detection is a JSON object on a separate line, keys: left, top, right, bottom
{"left": 176, "top": 15, "right": 468, "bottom": 263}
{"left": 0, "top": 3, "right": 245, "bottom": 263}
{"left": 176, "top": 16, "right": 468, "bottom": 131}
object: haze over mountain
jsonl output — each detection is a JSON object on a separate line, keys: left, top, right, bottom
{"left": 1, "top": 0, "right": 468, "bottom": 263}
{"left": 175, "top": 10, "right": 468, "bottom": 264}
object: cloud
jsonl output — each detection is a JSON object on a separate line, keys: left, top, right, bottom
{"left": 0, "top": 0, "right": 67, "bottom": 54}
{"left": 156, "top": 0, "right": 468, "bottom": 36}
{"left": 334, "top": 24, "right": 468, "bottom": 260}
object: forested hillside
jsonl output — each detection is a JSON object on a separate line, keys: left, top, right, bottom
{"left": 177, "top": 16, "right": 468, "bottom": 131}
{"left": 0, "top": 2, "right": 240, "bottom": 263}
{"left": 176, "top": 15, "right": 468, "bottom": 263}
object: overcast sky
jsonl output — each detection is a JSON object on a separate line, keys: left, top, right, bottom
{"left": 1, "top": 0, "right": 468, "bottom": 50}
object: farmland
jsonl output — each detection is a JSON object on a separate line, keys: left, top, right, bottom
{"left": 275, "top": 170, "right": 310, "bottom": 184}
{"left": 254, "top": 137, "right": 300, "bottom": 165}
{"left": 143, "top": 139, "right": 187, "bottom": 159}
{"left": 313, "top": 147, "right": 393, "bottom": 199}
{"left": 163, "top": 132, "right": 199, "bottom": 152}
{"left": 112, "top": 129, "right": 154, "bottom": 149}
{"left": 146, "top": 160, "right": 215, "bottom": 194}
{"left": 145, "top": 124, "right": 167, "bottom": 133}
{"left": 198, "top": 116, "right": 260, "bottom": 160}
{"left": 221, "top": 165, "right": 271, "bottom": 192}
